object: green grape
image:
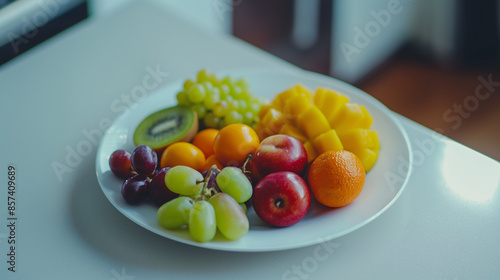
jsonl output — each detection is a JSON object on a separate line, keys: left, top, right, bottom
{"left": 209, "top": 193, "right": 249, "bottom": 241}
{"left": 238, "top": 100, "right": 248, "bottom": 113}
{"left": 164, "top": 166, "right": 203, "bottom": 196}
{"left": 189, "top": 200, "right": 217, "bottom": 243}
{"left": 183, "top": 79, "right": 195, "bottom": 91}
{"left": 204, "top": 113, "right": 220, "bottom": 128}
{"left": 213, "top": 101, "right": 228, "bottom": 117}
{"left": 249, "top": 100, "right": 261, "bottom": 114}
{"left": 242, "top": 111, "right": 254, "bottom": 125}
{"left": 221, "top": 76, "right": 234, "bottom": 87}
{"left": 192, "top": 104, "right": 207, "bottom": 118}
{"left": 239, "top": 202, "right": 247, "bottom": 214}
{"left": 180, "top": 70, "right": 263, "bottom": 131}
{"left": 224, "top": 111, "right": 243, "bottom": 125}
{"left": 240, "top": 89, "right": 252, "bottom": 102}
{"left": 208, "top": 73, "right": 220, "bottom": 86}
{"left": 235, "top": 78, "right": 249, "bottom": 90}
{"left": 176, "top": 91, "right": 191, "bottom": 106}
{"left": 157, "top": 197, "right": 194, "bottom": 229}
{"left": 202, "top": 81, "right": 214, "bottom": 94}
{"left": 188, "top": 84, "right": 206, "bottom": 103}
{"left": 178, "top": 183, "right": 204, "bottom": 199}
{"left": 219, "top": 84, "right": 231, "bottom": 99}
{"left": 230, "top": 85, "right": 243, "bottom": 99}
{"left": 228, "top": 100, "right": 239, "bottom": 111}
{"left": 197, "top": 69, "right": 209, "bottom": 82}
{"left": 216, "top": 167, "right": 252, "bottom": 203}
{"left": 225, "top": 95, "right": 234, "bottom": 104}
{"left": 203, "top": 88, "right": 220, "bottom": 110}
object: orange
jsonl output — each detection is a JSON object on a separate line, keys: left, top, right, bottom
{"left": 308, "top": 150, "right": 365, "bottom": 207}
{"left": 160, "top": 142, "right": 205, "bottom": 171}
{"left": 192, "top": 128, "right": 219, "bottom": 158}
{"left": 201, "top": 154, "right": 224, "bottom": 172}
{"left": 213, "top": 124, "right": 260, "bottom": 166}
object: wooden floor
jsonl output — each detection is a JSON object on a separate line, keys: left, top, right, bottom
{"left": 357, "top": 58, "right": 500, "bottom": 161}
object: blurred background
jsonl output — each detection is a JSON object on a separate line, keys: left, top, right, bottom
{"left": 1, "top": 0, "right": 499, "bottom": 161}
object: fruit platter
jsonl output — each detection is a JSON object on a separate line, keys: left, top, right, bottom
{"left": 96, "top": 68, "right": 412, "bottom": 252}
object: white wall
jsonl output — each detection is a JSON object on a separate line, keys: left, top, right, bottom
{"left": 411, "top": 0, "right": 457, "bottom": 63}
{"left": 87, "top": 0, "right": 233, "bottom": 34}
{"left": 330, "top": 0, "right": 417, "bottom": 83}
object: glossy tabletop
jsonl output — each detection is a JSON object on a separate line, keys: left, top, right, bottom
{"left": 1, "top": 1, "right": 499, "bottom": 279}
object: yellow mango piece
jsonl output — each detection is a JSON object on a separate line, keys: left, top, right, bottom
{"left": 282, "top": 94, "right": 311, "bottom": 119}
{"left": 334, "top": 104, "right": 367, "bottom": 131}
{"left": 254, "top": 123, "right": 273, "bottom": 141}
{"left": 261, "top": 108, "right": 287, "bottom": 134}
{"left": 279, "top": 124, "right": 308, "bottom": 143}
{"left": 303, "top": 141, "right": 318, "bottom": 163}
{"left": 273, "top": 87, "right": 298, "bottom": 110}
{"left": 312, "top": 129, "right": 344, "bottom": 155}
{"left": 258, "top": 104, "right": 271, "bottom": 120}
{"left": 337, "top": 129, "right": 380, "bottom": 172}
{"left": 314, "top": 88, "right": 350, "bottom": 127}
{"left": 338, "top": 129, "right": 367, "bottom": 150}
{"left": 296, "top": 106, "right": 331, "bottom": 139}
{"left": 368, "top": 130, "right": 380, "bottom": 150}
{"left": 350, "top": 148, "right": 378, "bottom": 172}
{"left": 294, "top": 84, "right": 313, "bottom": 101}
{"left": 358, "top": 106, "right": 374, "bottom": 129}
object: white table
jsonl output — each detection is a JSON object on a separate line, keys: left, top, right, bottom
{"left": 1, "top": 1, "right": 499, "bottom": 279}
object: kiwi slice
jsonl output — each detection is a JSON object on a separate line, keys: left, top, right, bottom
{"left": 133, "top": 105, "right": 198, "bottom": 153}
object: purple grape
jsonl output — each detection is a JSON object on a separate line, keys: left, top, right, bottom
{"left": 121, "top": 175, "right": 149, "bottom": 204}
{"left": 109, "top": 149, "right": 132, "bottom": 178}
{"left": 131, "top": 145, "right": 157, "bottom": 176}
{"left": 147, "top": 167, "right": 178, "bottom": 206}
{"left": 202, "top": 167, "right": 221, "bottom": 193}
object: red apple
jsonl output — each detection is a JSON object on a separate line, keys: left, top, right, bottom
{"left": 253, "top": 134, "right": 307, "bottom": 178}
{"left": 252, "top": 171, "right": 311, "bottom": 227}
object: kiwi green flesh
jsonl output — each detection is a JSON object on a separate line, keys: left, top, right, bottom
{"left": 133, "top": 106, "right": 198, "bottom": 153}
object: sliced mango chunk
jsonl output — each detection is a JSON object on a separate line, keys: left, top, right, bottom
{"left": 294, "top": 84, "right": 313, "bottom": 100}
{"left": 261, "top": 108, "right": 287, "bottom": 134}
{"left": 334, "top": 104, "right": 373, "bottom": 132}
{"left": 258, "top": 104, "right": 271, "bottom": 120}
{"left": 273, "top": 87, "right": 298, "bottom": 110}
{"left": 337, "top": 129, "right": 379, "bottom": 172}
{"left": 350, "top": 147, "right": 378, "bottom": 172}
{"left": 283, "top": 94, "right": 311, "bottom": 119}
{"left": 279, "top": 124, "right": 308, "bottom": 143}
{"left": 254, "top": 123, "right": 274, "bottom": 141}
{"left": 314, "top": 88, "right": 350, "bottom": 126}
{"left": 296, "top": 106, "right": 331, "bottom": 139}
{"left": 312, "top": 129, "right": 343, "bottom": 154}
{"left": 303, "top": 141, "right": 318, "bottom": 163}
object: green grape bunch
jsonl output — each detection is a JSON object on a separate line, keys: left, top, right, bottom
{"left": 157, "top": 165, "right": 251, "bottom": 243}
{"left": 176, "top": 69, "right": 262, "bottom": 129}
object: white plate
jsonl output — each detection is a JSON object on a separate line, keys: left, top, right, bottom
{"left": 95, "top": 68, "right": 412, "bottom": 252}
